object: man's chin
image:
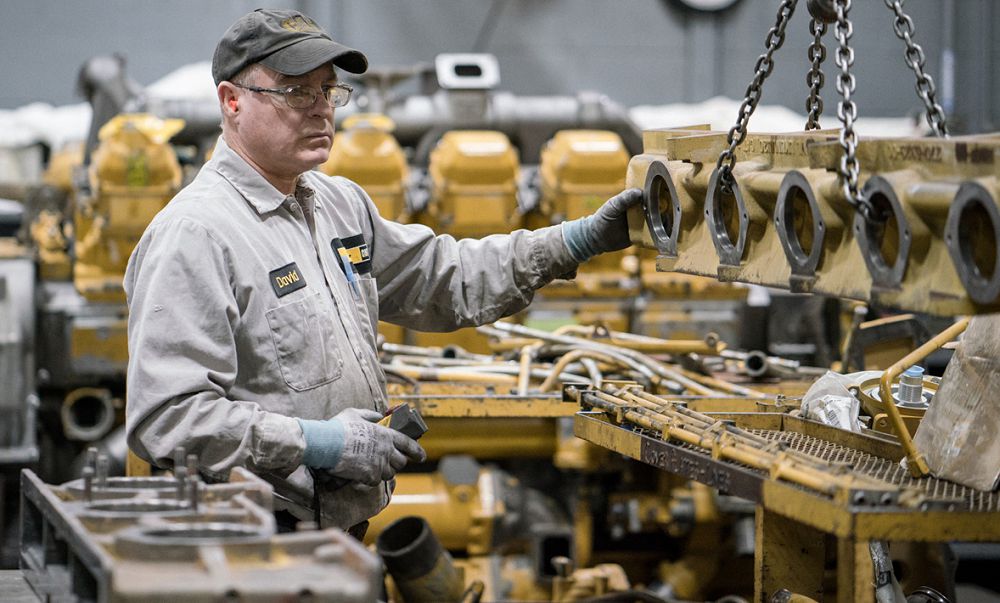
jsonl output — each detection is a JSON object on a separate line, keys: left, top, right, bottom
{"left": 299, "top": 148, "right": 331, "bottom": 170}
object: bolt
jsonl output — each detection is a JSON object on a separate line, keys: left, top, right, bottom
{"left": 96, "top": 455, "right": 109, "bottom": 488}
{"left": 188, "top": 478, "right": 200, "bottom": 512}
{"left": 175, "top": 464, "right": 188, "bottom": 500}
{"left": 81, "top": 466, "right": 94, "bottom": 502}
{"left": 172, "top": 446, "right": 186, "bottom": 469}
{"left": 85, "top": 447, "right": 98, "bottom": 472}
{"left": 551, "top": 556, "right": 573, "bottom": 578}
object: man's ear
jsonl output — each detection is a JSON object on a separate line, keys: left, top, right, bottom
{"left": 218, "top": 82, "right": 239, "bottom": 116}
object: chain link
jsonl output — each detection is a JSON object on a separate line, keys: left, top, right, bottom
{"left": 715, "top": 0, "right": 798, "bottom": 191}
{"left": 883, "top": 0, "right": 949, "bottom": 137}
{"left": 833, "top": 0, "right": 879, "bottom": 221}
{"left": 805, "top": 19, "right": 827, "bottom": 129}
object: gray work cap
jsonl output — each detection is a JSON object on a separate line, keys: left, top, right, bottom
{"left": 212, "top": 8, "right": 368, "bottom": 85}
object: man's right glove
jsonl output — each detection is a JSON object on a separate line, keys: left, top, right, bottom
{"left": 297, "top": 407, "right": 426, "bottom": 486}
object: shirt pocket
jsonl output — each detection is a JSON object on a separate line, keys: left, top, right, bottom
{"left": 265, "top": 291, "right": 344, "bottom": 391}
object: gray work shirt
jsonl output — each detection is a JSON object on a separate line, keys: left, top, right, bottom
{"left": 124, "top": 137, "right": 578, "bottom": 528}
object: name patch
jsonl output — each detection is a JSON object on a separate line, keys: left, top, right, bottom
{"left": 269, "top": 262, "right": 307, "bottom": 297}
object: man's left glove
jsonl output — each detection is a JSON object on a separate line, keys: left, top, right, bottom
{"left": 561, "top": 188, "right": 643, "bottom": 263}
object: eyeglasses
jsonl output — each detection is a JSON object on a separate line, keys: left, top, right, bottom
{"left": 234, "top": 82, "right": 353, "bottom": 109}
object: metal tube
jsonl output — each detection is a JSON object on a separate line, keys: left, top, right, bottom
{"left": 579, "top": 358, "right": 603, "bottom": 390}
{"left": 672, "top": 366, "right": 769, "bottom": 399}
{"left": 538, "top": 349, "right": 623, "bottom": 393}
{"left": 61, "top": 388, "right": 116, "bottom": 442}
{"left": 376, "top": 516, "right": 465, "bottom": 603}
{"left": 879, "top": 317, "right": 969, "bottom": 477}
{"left": 517, "top": 343, "right": 543, "bottom": 396}
{"left": 490, "top": 322, "right": 717, "bottom": 395}
{"left": 553, "top": 324, "right": 727, "bottom": 355}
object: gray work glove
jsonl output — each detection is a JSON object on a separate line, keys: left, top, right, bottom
{"left": 297, "top": 407, "right": 426, "bottom": 486}
{"left": 561, "top": 188, "right": 643, "bottom": 263}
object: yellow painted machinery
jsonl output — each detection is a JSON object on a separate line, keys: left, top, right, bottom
{"left": 24, "top": 114, "right": 184, "bottom": 473}
{"left": 319, "top": 113, "right": 410, "bottom": 222}
{"left": 422, "top": 130, "right": 523, "bottom": 240}
{"left": 625, "top": 126, "right": 1000, "bottom": 316}
{"left": 538, "top": 130, "right": 632, "bottom": 276}
{"left": 74, "top": 114, "right": 183, "bottom": 302}
{"left": 366, "top": 326, "right": 816, "bottom": 601}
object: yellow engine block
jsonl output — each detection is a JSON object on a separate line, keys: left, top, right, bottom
{"left": 75, "top": 114, "right": 183, "bottom": 302}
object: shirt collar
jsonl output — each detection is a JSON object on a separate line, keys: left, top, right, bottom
{"left": 209, "top": 136, "right": 294, "bottom": 215}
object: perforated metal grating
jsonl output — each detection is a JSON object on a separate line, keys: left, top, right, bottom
{"left": 628, "top": 422, "right": 999, "bottom": 512}
{"left": 751, "top": 429, "right": 1000, "bottom": 513}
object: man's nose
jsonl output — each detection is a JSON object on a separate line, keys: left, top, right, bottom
{"left": 307, "top": 93, "right": 334, "bottom": 118}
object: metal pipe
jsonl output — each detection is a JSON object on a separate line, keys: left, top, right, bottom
{"left": 376, "top": 516, "right": 465, "bottom": 603}
{"left": 545, "top": 324, "right": 726, "bottom": 355}
{"left": 671, "top": 366, "right": 769, "bottom": 399}
{"left": 61, "top": 387, "right": 116, "bottom": 442}
{"left": 579, "top": 358, "right": 604, "bottom": 390}
{"left": 517, "top": 343, "right": 543, "bottom": 396}
{"left": 537, "top": 349, "right": 623, "bottom": 393}
{"left": 491, "top": 322, "right": 719, "bottom": 396}
{"left": 879, "top": 317, "right": 969, "bottom": 477}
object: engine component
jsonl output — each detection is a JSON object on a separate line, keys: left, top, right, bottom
{"left": 20, "top": 450, "right": 380, "bottom": 602}
{"left": 74, "top": 113, "right": 183, "bottom": 302}
{"left": 377, "top": 516, "right": 466, "bottom": 603}
{"left": 627, "top": 126, "right": 1000, "bottom": 316}
{"left": 420, "top": 130, "right": 522, "bottom": 239}
{"left": 60, "top": 387, "right": 117, "bottom": 442}
{"left": 319, "top": 113, "right": 411, "bottom": 222}
{"left": 537, "top": 130, "right": 633, "bottom": 284}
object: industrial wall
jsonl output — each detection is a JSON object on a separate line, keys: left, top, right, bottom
{"left": 1, "top": 0, "right": 996, "bottom": 132}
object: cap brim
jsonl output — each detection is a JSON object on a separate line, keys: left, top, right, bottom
{"left": 261, "top": 37, "right": 368, "bottom": 76}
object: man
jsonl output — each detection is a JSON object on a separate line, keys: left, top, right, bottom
{"left": 124, "top": 8, "right": 642, "bottom": 535}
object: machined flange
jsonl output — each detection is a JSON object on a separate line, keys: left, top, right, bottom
{"left": 946, "top": 180, "right": 1000, "bottom": 304}
{"left": 643, "top": 160, "right": 682, "bottom": 257}
{"left": 706, "top": 167, "right": 749, "bottom": 267}
{"left": 855, "top": 176, "right": 912, "bottom": 289}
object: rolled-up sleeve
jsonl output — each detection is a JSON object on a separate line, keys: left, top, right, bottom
{"left": 124, "top": 217, "right": 304, "bottom": 480}
{"left": 346, "top": 181, "right": 580, "bottom": 331}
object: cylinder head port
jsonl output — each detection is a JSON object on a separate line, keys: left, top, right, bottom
{"left": 776, "top": 171, "right": 826, "bottom": 278}
{"left": 786, "top": 186, "right": 815, "bottom": 257}
{"left": 643, "top": 161, "right": 682, "bottom": 256}
{"left": 857, "top": 177, "right": 911, "bottom": 288}
{"left": 706, "top": 168, "right": 749, "bottom": 266}
{"left": 946, "top": 181, "right": 1000, "bottom": 304}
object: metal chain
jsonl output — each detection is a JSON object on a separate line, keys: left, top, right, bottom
{"left": 883, "top": 0, "right": 949, "bottom": 137}
{"left": 805, "top": 19, "right": 827, "bottom": 129}
{"left": 833, "top": 0, "right": 878, "bottom": 221}
{"left": 715, "top": 0, "right": 798, "bottom": 191}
